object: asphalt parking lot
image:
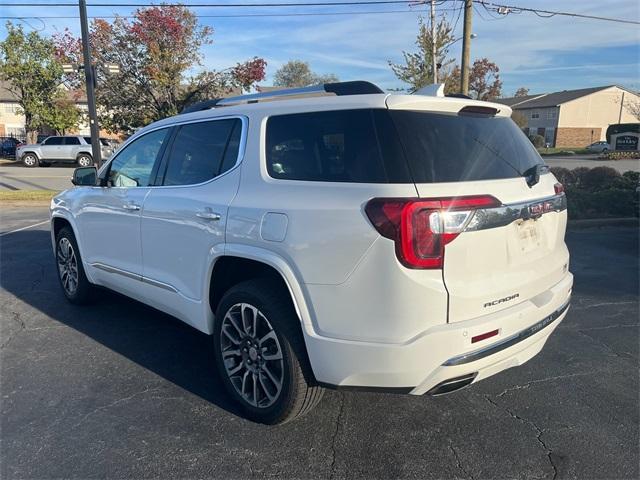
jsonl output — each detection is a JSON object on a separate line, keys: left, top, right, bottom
{"left": 0, "top": 161, "right": 74, "bottom": 191}
{"left": 1, "top": 206, "right": 638, "bottom": 479}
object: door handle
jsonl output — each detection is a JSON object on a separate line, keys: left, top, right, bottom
{"left": 122, "top": 203, "right": 140, "bottom": 211}
{"left": 196, "top": 210, "right": 221, "bottom": 221}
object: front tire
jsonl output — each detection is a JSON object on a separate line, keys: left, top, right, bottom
{"left": 23, "top": 153, "right": 38, "bottom": 167}
{"left": 213, "top": 280, "right": 324, "bottom": 424}
{"left": 77, "top": 154, "right": 93, "bottom": 167}
{"left": 55, "top": 226, "right": 94, "bottom": 304}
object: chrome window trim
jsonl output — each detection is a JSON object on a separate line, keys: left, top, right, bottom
{"left": 442, "top": 299, "right": 571, "bottom": 367}
{"left": 463, "top": 193, "right": 567, "bottom": 233}
{"left": 99, "top": 115, "right": 248, "bottom": 188}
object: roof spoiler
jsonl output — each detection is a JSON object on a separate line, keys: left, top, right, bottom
{"left": 180, "top": 80, "right": 384, "bottom": 114}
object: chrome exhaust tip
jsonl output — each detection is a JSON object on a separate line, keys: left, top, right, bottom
{"left": 427, "top": 372, "right": 478, "bottom": 396}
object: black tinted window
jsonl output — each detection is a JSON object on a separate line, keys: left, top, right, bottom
{"left": 266, "top": 109, "right": 410, "bottom": 183}
{"left": 390, "top": 111, "right": 544, "bottom": 183}
{"left": 44, "top": 137, "right": 63, "bottom": 145}
{"left": 162, "top": 119, "right": 240, "bottom": 186}
{"left": 64, "top": 137, "right": 80, "bottom": 145}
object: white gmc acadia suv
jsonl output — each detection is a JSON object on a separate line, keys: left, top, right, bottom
{"left": 50, "top": 81, "right": 573, "bottom": 424}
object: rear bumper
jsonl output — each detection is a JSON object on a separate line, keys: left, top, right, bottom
{"left": 304, "top": 272, "right": 573, "bottom": 394}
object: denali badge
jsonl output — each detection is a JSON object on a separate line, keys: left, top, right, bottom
{"left": 484, "top": 293, "right": 519, "bottom": 308}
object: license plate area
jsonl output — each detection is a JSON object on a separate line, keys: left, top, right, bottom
{"left": 517, "top": 220, "right": 541, "bottom": 253}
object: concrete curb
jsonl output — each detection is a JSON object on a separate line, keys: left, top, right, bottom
{"left": 568, "top": 217, "right": 639, "bottom": 229}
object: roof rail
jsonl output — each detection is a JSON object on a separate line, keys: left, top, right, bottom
{"left": 180, "top": 80, "right": 384, "bottom": 114}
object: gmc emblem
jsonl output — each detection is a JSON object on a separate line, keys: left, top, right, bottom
{"left": 527, "top": 201, "right": 554, "bottom": 219}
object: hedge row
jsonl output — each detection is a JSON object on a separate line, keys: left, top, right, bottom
{"left": 550, "top": 167, "right": 639, "bottom": 219}
{"left": 600, "top": 151, "right": 640, "bottom": 160}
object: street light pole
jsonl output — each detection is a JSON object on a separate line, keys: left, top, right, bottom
{"left": 78, "top": 0, "right": 102, "bottom": 167}
{"left": 430, "top": 0, "right": 437, "bottom": 84}
{"left": 460, "top": 0, "right": 473, "bottom": 95}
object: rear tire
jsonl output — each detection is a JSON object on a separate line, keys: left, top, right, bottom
{"left": 213, "top": 279, "right": 324, "bottom": 424}
{"left": 23, "top": 153, "right": 38, "bottom": 168}
{"left": 55, "top": 226, "right": 94, "bottom": 304}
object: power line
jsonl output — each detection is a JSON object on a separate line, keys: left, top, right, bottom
{"left": 3, "top": 0, "right": 638, "bottom": 25}
{"left": 0, "top": 9, "right": 459, "bottom": 20}
{"left": 0, "top": 1, "right": 434, "bottom": 6}
{"left": 474, "top": 1, "right": 640, "bottom": 26}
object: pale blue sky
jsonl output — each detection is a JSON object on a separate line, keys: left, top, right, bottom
{"left": 1, "top": 0, "right": 639, "bottom": 95}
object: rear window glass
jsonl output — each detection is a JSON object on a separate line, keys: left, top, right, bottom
{"left": 265, "top": 109, "right": 410, "bottom": 183}
{"left": 390, "top": 110, "right": 544, "bottom": 183}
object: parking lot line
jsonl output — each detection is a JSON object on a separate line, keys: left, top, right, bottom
{"left": 0, "top": 220, "right": 49, "bottom": 237}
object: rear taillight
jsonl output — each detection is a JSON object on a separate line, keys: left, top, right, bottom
{"left": 365, "top": 195, "right": 501, "bottom": 269}
{"left": 554, "top": 183, "right": 564, "bottom": 195}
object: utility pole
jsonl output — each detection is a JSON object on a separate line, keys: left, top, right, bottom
{"left": 430, "top": 0, "right": 437, "bottom": 84}
{"left": 460, "top": 0, "right": 473, "bottom": 95}
{"left": 78, "top": 0, "right": 102, "bottom": 167}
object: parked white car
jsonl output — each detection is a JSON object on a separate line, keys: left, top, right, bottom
{"left": 50, "top": 81, "right": 573, "bottom": 424}
{"left": 17, "top": 135, "right": 114, "bottom": 167}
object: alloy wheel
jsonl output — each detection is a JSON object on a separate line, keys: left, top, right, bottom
{"left": 23, "top": 155, "right": 36, "bottom": 167}
{"left": 78, "top": 156, "right": 92, "bottom": 167}
{"left": 220, "top": 303, "right": 284, "bottom": 408}
{"left": 57, "top": 237, "right": 79, "bottom": 295}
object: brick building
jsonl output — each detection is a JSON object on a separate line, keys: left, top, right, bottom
{"left": 496, "top": 85, "right": 639, "bottom": 148}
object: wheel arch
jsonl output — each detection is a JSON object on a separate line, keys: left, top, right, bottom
{"left": 207, "top": 245, "right": 314, "bottom": 336}
{"left": 50, "top": 212, "right": 92, "bottom": 281}
{"left": 22, "top": 150, "right": 40, "bottom": 159}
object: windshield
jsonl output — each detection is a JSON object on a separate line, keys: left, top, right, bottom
{"left": 389, "top": 111, "right": 544, "bottom": 183}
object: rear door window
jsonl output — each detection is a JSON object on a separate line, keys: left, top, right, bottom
{"left": 389, "top": 110, "right": 544, "bottom": 183}
{"left": 265, "top": 109, "right": 410, "bottom": 183}
{"left": 64, "top": 137, "right": 80, "bottom": 145}
{"left": 161, "top": 118, "right": 241, "bottom": 186}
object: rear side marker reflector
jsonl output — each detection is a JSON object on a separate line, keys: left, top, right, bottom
{"left": 471, "top": 329, "right": 499, "bottom": 343}
{"left": 365, "top": 195, "right": 501, "bottom": 269}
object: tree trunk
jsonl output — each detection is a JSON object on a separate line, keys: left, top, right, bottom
{"left": 25, "top": 112, "right": 37, "bottom": 144}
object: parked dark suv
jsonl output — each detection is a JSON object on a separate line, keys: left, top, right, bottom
{"left": 0, "top": 137, "right": 22, "bottom": 159}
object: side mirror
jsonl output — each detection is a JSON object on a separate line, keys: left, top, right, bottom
{"left": 72, "top": 166, "right": 98, "bottom": 186}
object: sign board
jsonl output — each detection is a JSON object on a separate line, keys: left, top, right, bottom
{"left": 611, "top": 132, "right": 640, "bottom": 151}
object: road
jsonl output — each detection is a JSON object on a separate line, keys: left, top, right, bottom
{"left": 0, "top": 160, "right": 74, "bottom": 191}
{"left": 543, "top": 155, "right": 639, "bottom": 173}
{"left": 1, "top": 206, "right": 638, "bottom": 479}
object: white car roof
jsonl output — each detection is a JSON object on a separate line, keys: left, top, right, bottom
{"left": 135, "top": 85, "right": 513, "bottom": 139}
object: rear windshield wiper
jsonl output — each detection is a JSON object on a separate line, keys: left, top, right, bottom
{"left": 522, "top": 164, "right": 549, "bottom": 187}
